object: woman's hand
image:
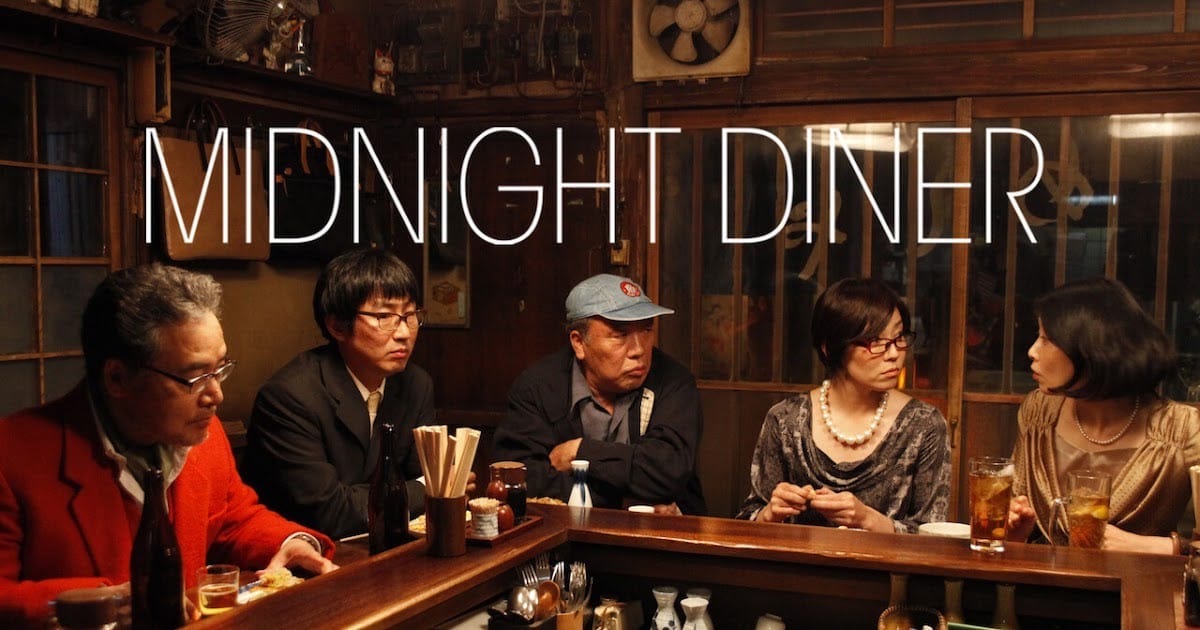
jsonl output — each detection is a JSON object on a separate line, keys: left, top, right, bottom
{"left": 807, "top": 488, "right": 893, "bottom": 532}
{"left": 756, "top": 483, "right": 815, "bottom": 523}
{"left": 1006, "top": 495, "right": 1037, "bottom": 542}
{"left": 1100, "top": 525, "right": 1175, "bottom": 554}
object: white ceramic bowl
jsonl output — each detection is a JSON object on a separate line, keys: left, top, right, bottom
{"left": 918, "top": 522, "right": 971, "bottom": 539}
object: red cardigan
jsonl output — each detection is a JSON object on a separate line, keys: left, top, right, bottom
{"left": 0, "top": 386, "right": 335, "bottom": 627}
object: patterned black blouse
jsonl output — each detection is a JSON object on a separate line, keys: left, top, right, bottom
{"left": 735, "top": 394, "right": 951, "bottom": 533}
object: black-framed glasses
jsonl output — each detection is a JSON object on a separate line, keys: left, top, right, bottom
{"left": 144, "top": 359, "right": 237, "bottom": 394}
{"left": 357, "top": 309, "right": 426, "bottom": 333}
{"left": 855, "top": 332, "right": 917, "bottom": 355}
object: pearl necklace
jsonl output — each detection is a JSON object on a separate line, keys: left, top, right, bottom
{"left": 818, "top": 379, "right": 889, "bottom": 447}
{"left": 1074, "top": 395, "right": 1141, "bottom": 446}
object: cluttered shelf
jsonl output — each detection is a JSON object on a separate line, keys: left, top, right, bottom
{"left": 0, "top": 0, "right": 171, "bottom": 49}
{"left": 171, "top": 58, "right": 406, "bottom": 123}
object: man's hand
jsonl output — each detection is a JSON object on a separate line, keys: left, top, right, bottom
{"left": 652, "top": 502, "right": 682, "bottom": 515}
{"left": 1006, "top": 495, "right": 1037, "bottom": 542}
{"left": 265, "top": 537, "right": 338, "bottom": 576}
{"left": 549, "top": 438, "right": 582, "bottom": 472}
{"left": 756, "top": 482, "right": 814, "bottom": 523}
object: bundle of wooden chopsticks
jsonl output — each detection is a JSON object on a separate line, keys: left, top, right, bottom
{"left": 413, "top": 425, "right": 480, "bottom": 498}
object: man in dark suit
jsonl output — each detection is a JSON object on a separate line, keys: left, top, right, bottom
{"left": 493, "top": 274, "right": 706, "bottom": 515}
{"left": 240, "top": 248, "right": 435, "bottom": 539}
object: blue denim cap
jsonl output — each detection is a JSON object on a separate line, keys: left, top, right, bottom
{"left": 565, "top": 274, "right": 675, "bottom": 322}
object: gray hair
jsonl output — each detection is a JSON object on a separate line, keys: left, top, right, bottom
{"left": 81, "top": 263, "right": 223, "bottom": 382}
{"left": 565, "top": 317, "right": 591, "bottom": 340}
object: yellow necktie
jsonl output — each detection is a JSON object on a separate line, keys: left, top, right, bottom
{"left": 367, "top": 391, "right": 382, "bottom": 424}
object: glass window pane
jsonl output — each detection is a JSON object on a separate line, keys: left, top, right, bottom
{"left": 895, "top": 0, "right": 1022, "bottom": 46}
{"left": 0, "top": 167, "right": 32, "bottom": 256}
{"left": 0, "top": 69, "right": 30, "bottom": 162}
{"left": 44, "top": 356, "right": 84, "bottom": 401}
{"left": 699, "top": 131, "right": 733, "bottom": 380}
{"left": 40, "top": 172, "right": 105, "bottom": 257}
{"left": 1035, "top": 0, "right": 1172, "bottom": 38}
{"left": 658, "top": 132, "right": 694, "bottom": 368}
{"left": 763, "top": 0, "right": 882, "bottom": 54}
{"left": 42, "top": 265, "right": 108, "bottom": 352}
{"left": 0, "top": 266, "right": 35, "bottom": 354}
{"left": 37, "top": 77, "right": 102, "bottom": 168}
{"left": 1166, "top": 123, "right": 1200, "bottom": 402}
{"left": 0, "top": 360, "right": 37, "bottom": 416}
{"left": 739, "top": 130, "right": 782, "bottom": 382}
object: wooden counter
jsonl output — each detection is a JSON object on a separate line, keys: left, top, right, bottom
{"left": 190, "top": 506, "right": 1188, "bottom": 629}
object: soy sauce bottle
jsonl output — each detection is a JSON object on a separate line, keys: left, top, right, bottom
{"left": 1186, "top": 542, "right": 1200, "bottom": 626}
{"left": 130, "top": 467, "right": 184, "bottom": 629}
{"left": 368, "top": 423, "right": 411, "bottom": 554}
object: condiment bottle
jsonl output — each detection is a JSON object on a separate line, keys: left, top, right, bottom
{"left": 368, "top": 423, "right": 411, "bottom": 554}
{"left": 485, "top": 464, "right": 508, "bottom": 503}
{"left": 1185, "top": 542, "right": 1200, "bottom": 626}
{"left": 501, "top": 463, "right": 528, "bottom": 520}
{"left": 130, "top": 468, "right": 184, "bottom": 630}
{"left": 567, "top": 459, "right": 592, "bottom": 508}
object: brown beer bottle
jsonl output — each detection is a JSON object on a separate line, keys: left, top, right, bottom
{"left": 368, "top": 423, "right": 411, "bottom": 554}
{"left": 130, "top": 467, "right": 184, "bottom": 629}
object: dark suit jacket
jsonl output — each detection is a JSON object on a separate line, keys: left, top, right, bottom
{"left": 240, "top": 344, "right": 433, "bottom": 539}
{"left": 493, "top": 346, "right": 706, "bottom": 515}
{"left": 0, "top": 385, "right": 333, "bottom": 628}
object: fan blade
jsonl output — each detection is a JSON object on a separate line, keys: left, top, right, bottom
{"left": 649, "top": 4, "right": 675, "bottom": 37}
{"left": 701, "top": 18, "right": 734, "bottom": 52}
{"left": 704, "top": 0, "right": 737, "bottom": 15}
{"left": 670, "top": 32, "right": 698, "bottom": 63}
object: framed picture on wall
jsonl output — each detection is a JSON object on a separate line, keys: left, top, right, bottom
{"left": 423, "top": 178, "right": 470, "bottom": 327}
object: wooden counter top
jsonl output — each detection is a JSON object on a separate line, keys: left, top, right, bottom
{"left": 190, "top": 506, "right": 1188, "bottom": 629}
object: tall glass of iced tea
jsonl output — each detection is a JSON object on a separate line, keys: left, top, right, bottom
{"left": 969, "top": 456, "right": 1014, "bottom": 553}
{"left": 1051, "top": 469, "right": 1111, "bottom": 548}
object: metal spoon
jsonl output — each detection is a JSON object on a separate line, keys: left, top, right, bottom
{"left": 536, "top": 580, "right": 560, "bottom": 620}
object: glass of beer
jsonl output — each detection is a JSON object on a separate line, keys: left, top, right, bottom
{"left": 1052, "top": 469, "right": 1111, "bottom": 548}
{"left": 196, "top": 564, "right": 239, "bottom": 616}
{"left": 968, "top": 456, "right": 1014, "bottom": 553}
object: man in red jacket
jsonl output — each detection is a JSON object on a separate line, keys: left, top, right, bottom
{"left": 0, "top": 263, "right": 336, "bottom": 628}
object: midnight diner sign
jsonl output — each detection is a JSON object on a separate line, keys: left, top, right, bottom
{"left": 143, "top": 125, "right": 1060, "bottom": 248}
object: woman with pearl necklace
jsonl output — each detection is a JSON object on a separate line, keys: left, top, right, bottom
{"left": 1007, "top": 277, "right": 1199, "bottom": 554}
{"left": 735, "top": 278, "right": 951, "bottom": 533}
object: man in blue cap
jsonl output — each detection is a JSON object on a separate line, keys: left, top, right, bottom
{"left": 493, "top": 274, "right": 706, "bottom": 514}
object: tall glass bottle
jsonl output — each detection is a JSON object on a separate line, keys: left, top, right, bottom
{"left": 567, "top": 459, "right": 592, "bottom": 508}
{"left": 368, "top": 423, "right": 411, "bottom": 555}
{"left": 130, "top": 467, "right": 184, "bottom": 630}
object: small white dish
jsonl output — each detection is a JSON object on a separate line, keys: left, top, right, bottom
{"left": 918, "top": 522, "right": 971, "bottom": 539}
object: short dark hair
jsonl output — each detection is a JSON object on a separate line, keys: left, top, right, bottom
{"left": 313, "top": 247, "right": 420, "bottom": 340}
{"left": 812, "top": 277, "right": 911, "bottom": 376}
{"left": 81, "top": 263, "right": 222, "bottom": 384}
{"left": 1035, "top": 276, "right": 1175, "bottom": 399}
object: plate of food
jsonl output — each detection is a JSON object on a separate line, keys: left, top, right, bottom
{"left": 237, "top": 567, "right": 304, "bottom": 605}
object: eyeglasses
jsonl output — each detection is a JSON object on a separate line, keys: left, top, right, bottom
{"left": 357, "top": 309, "right": 426, "bottom": 333}
{"left": 144, "top": 359, "right": 237, "bottom": 394}
{"left": 855, "top": 332, "right": 917, "bottom": 355}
